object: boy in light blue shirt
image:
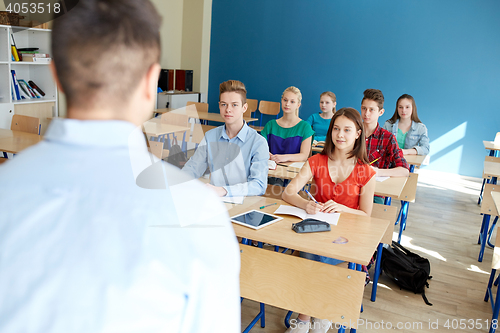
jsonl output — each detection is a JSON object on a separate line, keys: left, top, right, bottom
{"left": 183, "top": 80, "right": 269, "bottom": 197}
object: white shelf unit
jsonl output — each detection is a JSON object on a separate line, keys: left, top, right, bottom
{"left": 0, "top": 24, "right": 58, "bottom": 134}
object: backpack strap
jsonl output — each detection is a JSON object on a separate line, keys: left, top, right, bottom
{"left": 421, "top": 286, "right": 433, "bottom": 306}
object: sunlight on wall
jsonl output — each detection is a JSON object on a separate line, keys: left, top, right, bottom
{"left": 427, "top": 122, "right": 467, "bottom": 175}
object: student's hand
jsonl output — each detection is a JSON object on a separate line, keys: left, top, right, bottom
{"left": 305, "top": 201, "right": 323, "bottom": 215}
{"left": 321, "top": 200, "right": 348, "bottom": 213}
{"left": 270, "top": 154, "right": 288, "bottom": 163}
{"left": 206, "top": 184, "right": 228, "bottom": 197}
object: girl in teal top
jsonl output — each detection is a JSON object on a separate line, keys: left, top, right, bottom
{"left": 306, "top": 91, "right": 336, "bottom": 142}
{"left": 261, "top": 86, "right": 314, "bottom": 163}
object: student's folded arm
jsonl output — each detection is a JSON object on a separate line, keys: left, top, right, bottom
{"left": 282, "top": 161, "right": 313, "bottom": 210}
{"left": 377, "top": 166, "right": 409, "bottom": 177}
{"left": 413, "top": 125, "right": 430, "bottom": 155}
{"left": 223, "top": 139, "right": 269, "bottom": 197}
{"left": 181, "top": 137, "right": 209, "bottom": 179}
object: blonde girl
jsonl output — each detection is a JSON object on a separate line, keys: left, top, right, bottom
{"left": 261, "top": 86, "right": 314, "bottom": 163}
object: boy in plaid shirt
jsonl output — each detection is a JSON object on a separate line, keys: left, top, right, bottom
{"left": 361, "top": 89, "right": 409, "bottom": 178}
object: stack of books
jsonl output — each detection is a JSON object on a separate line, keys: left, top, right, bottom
{"left": 18, "top": 48, "right": 51, "bottom": 63}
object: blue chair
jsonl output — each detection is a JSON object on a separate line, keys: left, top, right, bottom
{"left": 478, "top": 184, "right": 500, "bottom": 262}
{"left": 484, "top": 209, "right": 500, "bottom": 333}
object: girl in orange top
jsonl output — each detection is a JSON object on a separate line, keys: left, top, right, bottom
{"left": 282, "top": 107, "right": 376, "bottom": 333}
{"left": 283, "top": 107, "right": 375, "bottom": 216}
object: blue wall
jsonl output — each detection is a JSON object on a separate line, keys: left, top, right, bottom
{"left": 208, "top": 0, "right": 500, "bottom": 177}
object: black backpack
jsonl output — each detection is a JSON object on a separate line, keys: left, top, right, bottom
{"left": 167, "top": 138, "right": 187, "bottom": 169}
{"left": 382, "top": 241, "right": 433, "bottom": 305}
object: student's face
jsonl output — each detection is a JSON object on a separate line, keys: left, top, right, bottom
{"left": 281, "top": 92, "right": 301, "bottom": 114}
{"left": 361, "top": 99, "right": 384, "bottom": 125}
{"left": 219, "top": 92, "right": 248, "bottom": 126}
{"left": 397, "top": 98, "right": 413, "bottom": 120}
{"left": 320, "top": 96, "right": 336, "bottom": 113}
{"left": 331, "top": 115, "right": 361, "bottom": 150}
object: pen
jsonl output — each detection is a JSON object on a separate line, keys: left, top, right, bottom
{"left": 287, "top": 169, "right": 299, "bottom": 173}
{"left": 304, "top": 189, "right": 319, "bottom": 204}
{"left": 277, "top": 163, "right": 288, "bottom": 167}
{"left": 259, "top": 202, "right": 277, "bottom": 209}
{"left": 370, "top": 157, "right": 380, "bottom": 165}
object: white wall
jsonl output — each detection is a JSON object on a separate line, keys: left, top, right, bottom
{"left": 3, "top": 0, "right": 212, "bottom": 116}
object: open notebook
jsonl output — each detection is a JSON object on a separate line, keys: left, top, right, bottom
{"left": 274, "top": 205, "right": 340, "bottom": 226}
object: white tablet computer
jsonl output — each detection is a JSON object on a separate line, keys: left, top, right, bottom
{"left": 231, "top": 210, "right": 283, "bottom": 230}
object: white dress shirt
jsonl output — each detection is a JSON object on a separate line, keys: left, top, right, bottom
{"left": 182, "top": 123, "right": 269, "bottom": 197}
{"left": 0, "top": 118, "right": 240, "bottom": 333}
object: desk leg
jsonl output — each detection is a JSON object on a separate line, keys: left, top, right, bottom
{"left": 491, "top": 278, "right": 500, "bottom": 333}
{"left": 384, "top": 197, "right": 392, "bottom": 205}
{"left": 242, "top": 302, "right": 265, "bottom": 333}
{"left": 409, "top": 164, "right": 415, "bottom": 173}
{"left": 479, "top": 214, "right": 492, "bottom": 262}
{"left": 485, "top": 269, "right": 497, "bottom": 302}
{"left": 397, "top": 201, "right": 409, "bottom": 244}
{"left": 488, "top": 217, "right": 499, "bottom": 248}
{"left": 371, "top": 243, "right": 384, "bottom": 302}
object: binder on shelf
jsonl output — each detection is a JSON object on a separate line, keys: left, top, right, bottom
{"left": 10, "top": 77, "right": 16, "bottom": 100}
{"left": 29, "top": 80, "right": 45, "bottom": 97}
{"left": 21, "top": 80, "right": 36, "bottom": 98}
{"left": 17, "top": 83, "right": 30, "bottom": 99}
{"left": 10, "top": 70, "right": 21, "bottom": 100}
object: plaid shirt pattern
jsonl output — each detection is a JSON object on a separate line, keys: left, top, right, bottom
{"left": 365, "top": 124, "right": 409, "bottom": 170}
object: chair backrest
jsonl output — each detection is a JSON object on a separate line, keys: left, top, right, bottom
{"left": 371, "top": 203, "right": 398, "bottom": 244}
{"left": 481, "top": 183, "right": 500, "bottom": 216}
{"left": 11, "top": 114, "right": 40, "bottom": 135}
{"left": 160, "top": 112, "right": 189, "bottom": 127}
{"left": 186, "top": 101, "right": 209, "bottom": 113}
{"left": 191, "top": 124, "right": 216, "bottom": 145}
{"left": 246, "top": 99, "right": 258, "bottom": 114}
{"left": 148, "top": 140, "right": 163, "bottom": 159}
{"left": 258, "top": 100, "right": 280, "bottom": 116}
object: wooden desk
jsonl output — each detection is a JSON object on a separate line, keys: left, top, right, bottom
{"left": 404, "top": 154, "right": 426, "bottom": 172}
{"left": 375, "top": 176, "right": 408, "bottom": 199}
{"left": 484, "top": 161, "right": 500, "bottom": 180}
{"left": 484, "top": 141, "right": 500, "bottom": 152}
{"left": 492, "top": 192, "right": 500, "bottom": 214}
{"left": 0, "top": 128, "right": 43, "bottom": 154}
{"left": 142, "top": 118, "right": 190, "bottom": 137}
{"left": 228, "top": 197, "right": 389, "bottom": 266}
{"left": 229, "top": 197, "right": 390, "bottom": 328}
